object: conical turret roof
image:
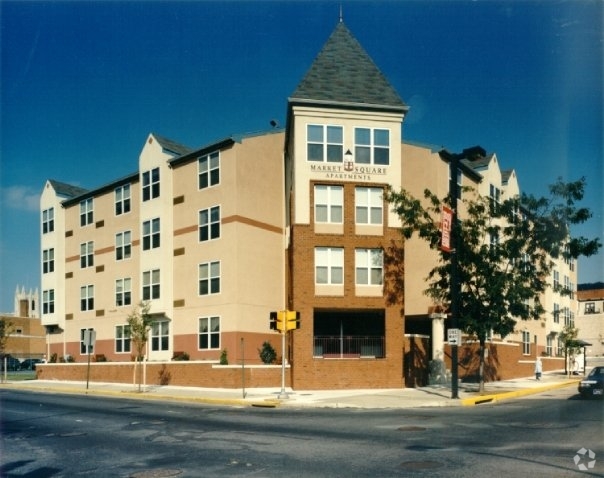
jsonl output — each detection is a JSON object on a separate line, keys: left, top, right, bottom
{"left": 290, "top": 22, "right": 407, "bottom": 112}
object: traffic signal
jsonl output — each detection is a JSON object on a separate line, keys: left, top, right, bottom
{"left": 269, "top": 311, "right": 286, "bottom": 331}
{"left": 269, "top": 311, "right": 278, "bottom": 330}
{"left": 286, "top": 310, "right": 300, "bottom": 330}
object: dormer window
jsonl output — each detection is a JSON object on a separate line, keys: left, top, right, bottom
{"left": 307, "top": 125, "right": 343, "bottom": 162}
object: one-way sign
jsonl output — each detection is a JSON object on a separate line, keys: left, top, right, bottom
{"left": 448, "top": 328, "right": 461, "bottom": 345}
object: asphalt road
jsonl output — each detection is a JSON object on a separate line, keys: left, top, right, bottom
{"left": 1, "top": 386, "right": 602, "bottom": 478}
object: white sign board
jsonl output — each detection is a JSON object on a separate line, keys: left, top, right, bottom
{"left": 448, "top": 328, "right": 461, "bottom": 346}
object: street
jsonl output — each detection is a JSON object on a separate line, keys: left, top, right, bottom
{"left": 1, "top": 386, "right": 602, "bottom": 477}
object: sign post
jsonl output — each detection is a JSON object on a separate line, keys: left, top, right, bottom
{"left": 83, "top": 329, "right": 96, "bottom": 390}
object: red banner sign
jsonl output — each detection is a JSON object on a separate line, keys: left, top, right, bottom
{"left": 441, "top": 206, "right": 453, "bottom": 252}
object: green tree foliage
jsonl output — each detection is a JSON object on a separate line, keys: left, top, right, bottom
{"left": 387, "top": 177, "right": 600, "bottom": 388}
{"left": 126, "top": 301, "right": 153, "bottom": 391}
{"left": 0, "top": 317, "right": 14, "bottom": 356}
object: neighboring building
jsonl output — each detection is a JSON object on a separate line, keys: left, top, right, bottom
{"left": 39, "top": 20, "right": 578, "bottom": 388}
{"left": 577, "top": 288, "right": 604, "bottom": 356}
{"left": 1, "top": 286, "right": 45, "bottom": 360}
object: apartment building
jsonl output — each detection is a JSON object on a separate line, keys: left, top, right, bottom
{"left": 402, "top": 142, "right": 578, "bottom": 362}
{"left": 40, "top": 20, "right": 577, "bottom": 388}
{"left": 41, "top": 131, "right": 285, "bottom": 364}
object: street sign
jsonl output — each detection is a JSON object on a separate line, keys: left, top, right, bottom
{"left": 448, "top": 328, "right": 461, "bottom": 346}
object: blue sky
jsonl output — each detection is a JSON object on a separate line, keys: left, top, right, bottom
{"left": 1, "top": 0, "right": 602, "bottom": 312}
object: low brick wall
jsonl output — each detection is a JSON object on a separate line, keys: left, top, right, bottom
{"left": 444, "top": 341, "right": 565, "bottom": 382}
{"left": 36, "top": 361, "right": 289, "bottom": 389}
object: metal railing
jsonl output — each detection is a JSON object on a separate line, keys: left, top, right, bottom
{"left": 313, "top": 336, "right": 385, "bottom": 358}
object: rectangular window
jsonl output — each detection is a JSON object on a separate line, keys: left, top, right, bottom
{"left": 142, "top": 218, "right": 160, "bottom": 250}
{"left": 80, "top": 328, "right": 94, "bottom": 355}
{"left": 80, "top": 241, "right": 94, "bottom": 268}
{"left": 585, "top": 302, "right": 596, "bottom": 314}
{"left": 315, "top": 247, "right": 344, "bottom": 285}
{"left": 546, "top": 336, "right": 553, "bottom": 357}
{"left": 80, "top": 198, "right": 93, "bottom": 227}
{"left": 522, "top": 330, "right": 530, "bottom": 355}
{"left": 307, "top": 124, "right": 343, "bottom": 162}
{"left": 354, "top": 127, "right": 389, "bottom": 165}
{"left": 199, "top": 151, "right": 220, "bottom": 189}
{"left": 115, "top": 278, "right": 132, "bottom": 307}
{"left": 199, "top": 206, "right": 220, "bottom": 242}
{"left": 142, "top": 167, "right": 160, "bottom": 201}
{"left": 553, "top": 270, "right": 560, "bottom": 290}
{"left": 314, "top": 185, "right": 343, "bottom": 223}
{"left": 116, "top": 231, "right": 132, "bottom": 260}
{"left": 199, "top": 261, "right": 220, "bottom": 295}
{"left": 43, "top": 248, "right": 54, "bottom": 274}
{"left": 355, "top": 249, "right": 383, "bottom": 285}
{"left": 449, "top": 165, "right": 463, "bottom": 199}
{"left": 115, "top": 325, "right": 131, "bottom": 353}
{"left": 355, "top": 187, "right": 383, "bottom": 225}
{"left": 553, "top": 303, "right": 560, "bottom": 323}
{"left": 489, "top": 184, "right": 501, "bottom": 204}
{"left": 80, "top": 285, "right": 94, "bottom": 311}
{"left": 42, "top": 289, "right": 55, "bottom": 314}
{"left": 151, "top": 320, "right": 169, "bottom": 351}
{"left": 115, "top": 184, "right": 131, "bottom": 215}
{"left": 142, "top": 269, "right": 160, "bottom": 300}
{"left": 199, "top": 316, "right": 220, "bottom": 350}
{"left": 563, "top": 307, "right": 571, "bottom": 327}
{"left": 42, "top": 208, "right": 54, "bottom": 234}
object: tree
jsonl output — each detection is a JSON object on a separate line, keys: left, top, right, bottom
{"left": 0, "top": 317, "right": 14, "bottom": 356}
{"left": 127, "top": 301, "right": 153, "bottom": 392}
{"left": 558, "top": 324, "right": 583, "bottom": 376}
{"left": 386, "top": 177, "right": 600, "bottom": 392}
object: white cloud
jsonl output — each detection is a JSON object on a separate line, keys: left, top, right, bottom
{"left": 1, "top": 185, "right": 40, "bottom": 212}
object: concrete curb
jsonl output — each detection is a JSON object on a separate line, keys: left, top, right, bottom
{"left": 459, "top": 379, "right": 581, "bottom": 406}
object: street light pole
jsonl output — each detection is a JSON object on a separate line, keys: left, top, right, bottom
{"left": 448, "top": 152, "right": 461, "bottom": 400}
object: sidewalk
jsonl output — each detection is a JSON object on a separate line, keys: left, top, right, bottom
{"left": 1, "top": 371, "right": 582, "bottom": 409}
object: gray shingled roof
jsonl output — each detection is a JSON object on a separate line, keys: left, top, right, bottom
{"left": 152, "top": 133, "right": 193, "bottom": 156}
{"left": 48, "top": 179, "right": 88, "bottom": 199}
{"left": 290, "top": 22, "right": 407, "bottom": 112}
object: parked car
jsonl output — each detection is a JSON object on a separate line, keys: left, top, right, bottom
{"left": 20, "top": 358, "right": 43, "bottom": 371}
{"left": 578, "top": 366, "right": 604, "bottom": 398}
{"left": 0, "top": 355, "right": 21, "bottom": 371}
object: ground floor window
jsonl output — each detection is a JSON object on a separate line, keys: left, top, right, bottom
{"left": 151, "top": 320, "right": 169, "bottom": 351}
{"left": 546, "top": 335, "right": 553, "bottom": 357}
{"left": 313, "top": 309, "right": 385, "bottom": 358}
{"left": 115, "top": 325, "right": 131, "bottom": 353}
{"left": 522, "top": 330, "right": 530, "bottom": 355}
{"left": 199, "top": 316, "right": 220, "bottom": 350}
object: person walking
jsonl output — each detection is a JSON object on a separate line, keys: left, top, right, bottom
{"left": 535, "top": 357, "right": 542, "bottom": 380}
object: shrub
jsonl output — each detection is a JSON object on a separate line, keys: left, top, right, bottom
{"left": 259, "top": 341, "right": 277, "bottom": 364}
{"left": 172, "top": 351, "right": 190, "bottom": 361}
{"left": 220, "top": 349, "right": 228, "bottom": 365}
